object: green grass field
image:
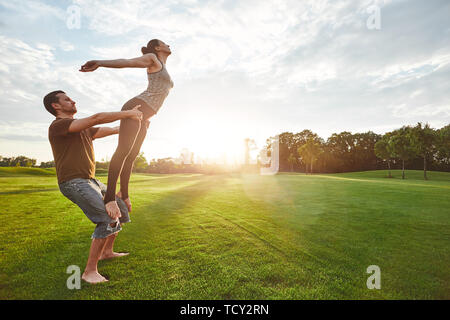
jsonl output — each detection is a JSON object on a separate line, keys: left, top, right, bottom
{"left": 0, "top": 167, "right": 449, "bottom": 299}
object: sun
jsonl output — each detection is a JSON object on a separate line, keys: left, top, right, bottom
{"left": 176, "top": 114, "right": 246, "bottom": 165}
{"left": 187, "top": 131, "right": 245, "bottom": 165}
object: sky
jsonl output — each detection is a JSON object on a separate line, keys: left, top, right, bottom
{"left": 0, "top": 0, "right": 449, "bottom": 164}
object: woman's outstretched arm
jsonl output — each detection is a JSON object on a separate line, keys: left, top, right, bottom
{"left": 80, "top": 53, "right": 157, "bottom": 72}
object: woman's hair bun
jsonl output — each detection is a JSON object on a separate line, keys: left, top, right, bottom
{"left": 141, "top": 39, "right": 159, "bottom": 55}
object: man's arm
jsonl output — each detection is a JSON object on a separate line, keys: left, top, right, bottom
{"left": 92, "top": 126, "right": 119, "bottom": 140}
{"left": 92, "top": 119, "right": 150, "bottom": 140}
{"left": 68, "top": 105, "right": 142, "bottom": 133}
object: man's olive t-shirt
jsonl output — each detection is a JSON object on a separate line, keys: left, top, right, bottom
{"left": 48, "top": 118, "right": 99, "bottom": 184}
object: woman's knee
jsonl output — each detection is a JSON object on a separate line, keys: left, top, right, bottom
{"left": 127, "top": 128, "right": 147, "bottom": 160}
{"left": 118, "top": 119, "right": 141, "bottom": 143}
{"left": 112, "top": 145, "right": 133, "bottom": 162}
{"left": 120, "top": 117, "right": 141, "bottom": 133}
{"left": 124, "top": 150, "right": 140, "bottom": 165}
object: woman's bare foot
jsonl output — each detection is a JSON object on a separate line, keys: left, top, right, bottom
{"left": 82, "top": 271, "right": 108, "bottom": 284}
{"left": 105, "top": 200, "right": 121, "bottom": 219}
{"left": 100, "top": 252, "right": 130, "bottom": 260}
{"left": 123, "top": 198, "right": 132, "bottom": 212}
{"left": 117, "top": 191, "right": 132, "bottom": 212}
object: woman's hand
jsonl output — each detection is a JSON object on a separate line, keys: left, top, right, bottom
{"left": 80, "top": 60, "right": 100, "bottom": 72}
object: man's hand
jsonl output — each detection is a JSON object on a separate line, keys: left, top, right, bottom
{"left": 125, "top": 105, "right": 143, "bottom": 121}
{"left": 105, "top": 201, "right": 121, "bottom": 219}
{"left": 68, "top": 107, "right": 143, "bottom": 134}
{"left": 80, "top": 60, "right": 100, "bottom": 72}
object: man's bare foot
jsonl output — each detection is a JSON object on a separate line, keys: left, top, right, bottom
{"left": 82, "top": 271, "right": 108, "bottom": 284}
{"left": 105, "top": 201, "right": 121, "bottom": 219}
{"left": 100, "top": 252, "right": 130, "bottom": 260}
{"left": 116, "top": 191, "right": 132, "bottom": 212}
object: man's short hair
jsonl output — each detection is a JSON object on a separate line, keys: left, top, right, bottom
{"left": 43, "top": 90, "right": 65, "bottom": 116}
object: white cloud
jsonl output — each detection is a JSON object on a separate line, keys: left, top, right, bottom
{"left": 392, "top": 104, "right": 450, "bottom": 119}
{"left": 0, "top": 35, "right": 145, "bottom": 136}
{"left": 71, "top": 0, "right": 351, "bottom": 79}
{"left": 59, "top": 40, "right": 75, "bottom": 52}
{"left": 368, "top": 53, "right": 450, "bottom": 89}
{"left": 0, "top": 35, "right": 57, "bottom": 102}
{"left": 0, "top": 0, "right": 65, "bottom": 21}
{"left": 0, "top": 121, "right": 48, "bottom": 137}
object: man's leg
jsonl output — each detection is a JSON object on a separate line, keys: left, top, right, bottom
{"left": 59, "top": 178, "right": 125, "bottom": 283}
{"left": 82, "top": 237, "right": 109, "bottom": 283}
{"left": 99, "top": 232, "right": 129, "bottom": 260}
{"left": 95, "top": 179, "right": 131, "bottom": 260}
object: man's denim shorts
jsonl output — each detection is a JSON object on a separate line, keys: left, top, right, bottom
{"left": 59, "top": 178, "right": 130, "bottom": 239}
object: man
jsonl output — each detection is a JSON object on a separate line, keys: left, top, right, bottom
{"left": 44, "top": 90, "right": 144, "bottom": 284}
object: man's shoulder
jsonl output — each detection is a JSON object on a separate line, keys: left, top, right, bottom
{"left": 49, "top": 117, "right": 74, "bottom": 126}
{"left": 48, "top": 117, "right": 75, "bottom": 138}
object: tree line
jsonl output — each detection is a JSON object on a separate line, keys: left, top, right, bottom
{"left": 2, "top": 122, "right": 448, "bottom": 178}
{"left": 98, "top": 153, "right": 241, "bottom": 175}
{"left": 0, "top": 156, "right": 38, "bottom": 167}
{"left": 270, "top": 122, "right": 449, "bottom": 179}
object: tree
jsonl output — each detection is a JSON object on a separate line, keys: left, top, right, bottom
{"left": 276, "top": 132, "right": 295, "bottom": 171}
{"left": 436, "top": 124, "right": 450, "bottom": 166}
{"left": 374, "top": 134, "right": 393, "bottom": 178}
{"left": 352, "top": 131, "right": 381, "bottom": 171}
{"left": 295, "top": 130, "right": 323, "bottom": 172}
{"left": 133, "top": 152, "right": 148, "bottom": 172}
{"left": 39, "top": 160, "right": 55, "bottom": 168}
{"left": 326, "top": 131, "right": 355, "bottom": 172}
{"left": 287, "top": 153, "right": 296, "bottom": 172}
{"left": 0, "top": 155, "right": 36, "bottom": 167}
{"left": 389, "top": 127, "right": 417, "bottom": 179}
{"left": 297, "top": 137, "right": 323, "bottom": 174}
{"left": 275, "top": 130, "right": 319, "bottom": 172}
{"left": 146, "top": 157, "right": 177, "bottom": 173}
{"left": 0, "top": 156, "right": 12, "bottom": 167}
{"left": 411, "top": 122, "right": 438, "bottom": 180}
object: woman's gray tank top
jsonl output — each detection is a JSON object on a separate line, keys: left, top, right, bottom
{"left": 135, "top": 56, "right": 174, "bottom": 114}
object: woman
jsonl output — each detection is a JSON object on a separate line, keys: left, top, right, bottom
{"left": 80, "top": 39, "right": 174, "bottom": 218}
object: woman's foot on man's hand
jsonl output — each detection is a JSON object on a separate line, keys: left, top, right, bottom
{"left": 117, "top": 191, "right": 132, "bottom": 212}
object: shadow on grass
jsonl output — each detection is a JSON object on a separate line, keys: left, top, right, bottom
{"left": 126, "top": 175, "right": 227, "bottom": 237}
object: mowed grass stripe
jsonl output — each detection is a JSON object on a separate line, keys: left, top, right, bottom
{"left": 314, "top": 174, "right": 450, "bottom": 189}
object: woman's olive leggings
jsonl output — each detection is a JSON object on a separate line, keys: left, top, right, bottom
{"left": 103, "top": 97, "right": 155, "bottom": 204}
